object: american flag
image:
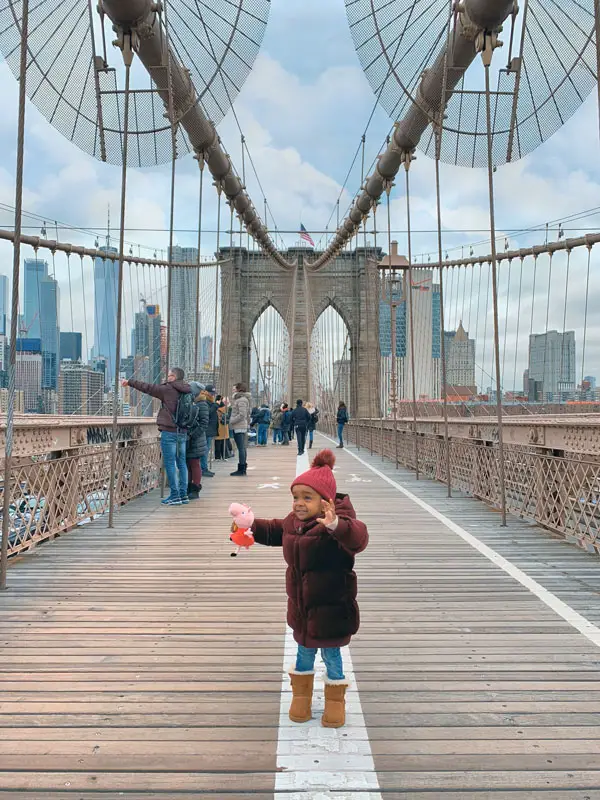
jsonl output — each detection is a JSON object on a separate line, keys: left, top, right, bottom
{"left": 299, "top": 224, "right": 315, "bottom": 247}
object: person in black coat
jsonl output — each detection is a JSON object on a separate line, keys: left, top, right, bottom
{"left": 280, "top": 403, "right": 292, "bottom": 446}
{"left": 291, "top": 399, "right": 311, "bottom": 456}
{"left": 187, "top": 382, "right": 209, "bottom": 499}
{"left": 202, "top": 384, "right": 219, "bottom": 477}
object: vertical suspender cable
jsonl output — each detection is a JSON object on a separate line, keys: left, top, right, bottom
{"left": 434, "top": 1, "right": 452, "bottom": 491}
{"left": 559, "top": 249, "right": 571, "bottom": 400}
{"left": 164, "top": 1, "right": 177, "bottom": 375}
{"left": 108, "top": 36, "right": 133, "bottom": 530}
{"left": 512, "top": 256, "right": 524, "bottom": 397}
{"left": 212, "top": 191, "right": 221, "bottom": 386}
{"left": 386, "top": 183, "right": 400, "bottom": 469}
{"left": 373, "top": 201, "right": 384, "bottom": 460}
{"left": 435, "top": 153, "right": 451, "bottom": 497}
{"left": 1, "top": 0, "right": 29, "bottom": 589}
{"left": 193, "top": 162, "right": 204, "bottom": 378}
{"left": 594, "top": 0, "right": 600, "bottom": 142}
{"left": 404, "top": 163, "right": 420, "bottom": 479}
{"left": 581, "top": 244, "right": 592, "bottom": 389}
{"left": 361, "top": 134, "right": 374, "bottom": 455}
{"left": 482, "top": 37, "right": 507, "bottom": 526}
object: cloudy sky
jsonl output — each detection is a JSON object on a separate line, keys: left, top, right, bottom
{"left": 0, "top": 0, "right": 599, "bottom": 392}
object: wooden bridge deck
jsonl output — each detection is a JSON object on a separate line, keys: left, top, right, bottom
{"left": 2, "top": 434, "right": 600, "bottom": 798}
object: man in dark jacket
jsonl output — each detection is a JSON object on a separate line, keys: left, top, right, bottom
{"left": 186, "top": 382, "right": 209, "bottom": 499}
{"left": 291, "top": 399, "right": 311, "bottom": 456}
{"left": 122, "top": 367, "right": 192, "bottom": 506}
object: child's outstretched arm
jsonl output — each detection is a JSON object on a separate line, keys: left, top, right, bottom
{"left": 252, "top": 518, "right": 285, "bottom": 547}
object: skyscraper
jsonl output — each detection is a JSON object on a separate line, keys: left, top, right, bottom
{"left": 15, "top": 338, "right": 42, "bottom": 411}
{"left": 400, "top": 270, "right": 439, "bottom": 400}
{"left": 58, "top": 361, "right": 105, "bottom": 415}
{"left": 528, "top": 330, "right": 576, "bottom": 401}
{"left": 169, "top": 246, "right": 199, "bottom": 376}
{"left": 23, "top": 260, "right": 59, "bottom": 390}
{"left": 201, "top": 335, "right": 214, "bottom": 370}
{"left": 39, "top": 275, "right": 59, "bottom": 390}
{"left": 132, "top": 303, "right": 162, "bottom": 384}
{"left": 23, "top": 259, "right": 47, "bottom": 338}
{"left": 0, "top": 274, "right": 8, "bottom": 335}
{"left": 93, "top": 247, "right": 119, "bottom": 388}
{"left": 444, "top": 321, "right": 476, "bottom": 394}
{"left": 60, "top": 331, "right": 82, "bottom": 362}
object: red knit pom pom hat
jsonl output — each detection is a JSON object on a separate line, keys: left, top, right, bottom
{"left": 291, "top": 449, "right": 337, "bottom": 500}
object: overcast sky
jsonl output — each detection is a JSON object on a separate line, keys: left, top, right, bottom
{"left": 0, "top": 0, "right": 599, "bottom": 391}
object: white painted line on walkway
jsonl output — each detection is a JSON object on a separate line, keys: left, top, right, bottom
{"left": 323, "top": 434, "right": 600, "bottom": 650}
{"left": 274, "top": 449, "right": 382, "bottom": 798}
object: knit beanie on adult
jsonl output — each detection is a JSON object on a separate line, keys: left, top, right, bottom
{"left": 291, "top": 449, "right": 337, "bottom": 501}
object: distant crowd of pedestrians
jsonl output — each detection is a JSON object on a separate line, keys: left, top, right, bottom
{"left": 121, "top": 368, "right": 350, "bottom": 503}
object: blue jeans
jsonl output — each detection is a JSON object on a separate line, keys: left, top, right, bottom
{"left": 257, "top": 423, "right": 269, "bottom": 445}
{"left": 295, "top": 645, "right": 345, "bottom": 681}
{"left": 273, "top": 429, "right": 283, "bottom": 443}
{"left": 201, "top": 436, "right": 213, "bottom": 472}
{"left": 309, "top": 429, "right": 314, "bottom": 445}
{"left": 161, "top": 431, "right": 188, "bottom": 498}
{"left": 234, "top": 431, "right": 248, "bottom": 466}
{"left": 337, "top": 422, "right": 345, "bottom": 445}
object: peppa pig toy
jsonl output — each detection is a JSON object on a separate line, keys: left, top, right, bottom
{"left": 228, "top": 502, "right": 255, "bottom": 557}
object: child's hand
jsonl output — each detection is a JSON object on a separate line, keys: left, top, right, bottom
{"left": 317, "top": 499, "right": 337, "bottom": 527}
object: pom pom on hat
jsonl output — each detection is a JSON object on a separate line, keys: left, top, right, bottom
{"left": 291, "top": 449, "right": 337, "bottom": 501}
{"left": 311, "top": 449, "right": 335, "bottom": 470}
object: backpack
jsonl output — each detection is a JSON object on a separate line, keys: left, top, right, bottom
{"left": 171, "top": 391, "right": 197, "bottom": 430}
{"left": 261, "top": 408, "right": 271, "bottom": 425}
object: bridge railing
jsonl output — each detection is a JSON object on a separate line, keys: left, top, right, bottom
{"left": 1, "top": 418, "right": 160, "bottom": 558}
{"left": 347, "top": 420, "right": 600, "bottom": 555}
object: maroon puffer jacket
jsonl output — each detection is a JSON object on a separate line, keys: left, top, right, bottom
{"left": 252, "top": 494, "right": 368, "bottom": 648}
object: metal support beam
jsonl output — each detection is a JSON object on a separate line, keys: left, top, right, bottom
{"left": 310, "top": 0, "right": 513, "bottom": 271}
{"left": 100, "top": 0, "right": 292, "bottom": 270}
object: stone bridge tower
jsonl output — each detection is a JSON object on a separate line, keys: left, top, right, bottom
{"left": 218, "top": 245, "right": 381, "bottom": 418}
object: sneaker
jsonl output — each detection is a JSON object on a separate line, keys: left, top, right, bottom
{"left": 161, "top": 495, "right": 182, "bottom": 506}
{"left": 180, "top": 495, "right": 190, "bottom": 505}
{"left": 203, "top": 470, "right": 215, "bottom": 478}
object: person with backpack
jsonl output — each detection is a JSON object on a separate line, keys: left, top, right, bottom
{"left": 271, "top": 405, "right": 283, "bottom": 444}
{"left": 306, "top": 402, "right": 319, "bottom": 449}
{"left": 280, "top": 402, "right": 292, "bottom": 446}
{"left": 336, "top": 401, "right": 349, "bottom": 449}
{"left": 122, "top": 367, "right": 193, "bottom": 506}
{"left": 186, "top": 382, "right": 209, "bottom": 500}
{"left": 256, "top": 403, "right": 271, "bottom": 446}
{"left": 291, "top": 399, "right": 311, "bottom": 456}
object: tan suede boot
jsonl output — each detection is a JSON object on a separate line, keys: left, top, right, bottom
{"left": 288, "top": 671, "right": 314, "bottom": 723}
{"left": 321, "top": 680, "right": 348, "bottom": 728}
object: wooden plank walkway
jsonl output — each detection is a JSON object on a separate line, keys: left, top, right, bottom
{"left": 2, "top": 434, "right": 600, "bottom": 797}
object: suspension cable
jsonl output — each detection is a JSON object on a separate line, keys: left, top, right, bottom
{"left": 482, "top": 34, "right": 507, "bottom": 527}
{"left": 108, "top": 31, "right": 133, "bottom": 529}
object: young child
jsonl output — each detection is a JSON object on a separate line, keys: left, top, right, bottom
{"left": 251, "top": 449, "right": 368, "bottom": 728}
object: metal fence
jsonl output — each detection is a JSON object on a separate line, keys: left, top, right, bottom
{"left": 348, "top": 420, "right": 600, "bottom": 555}
{"left": 2, "top": 438, "right": 161, "bottom": 558}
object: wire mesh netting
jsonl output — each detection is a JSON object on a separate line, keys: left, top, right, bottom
{"left": 345, "top": 0, "right": 597, "bottom": 167}
{"left": 0, "top": 0, "right": 270, "bottom": 167}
